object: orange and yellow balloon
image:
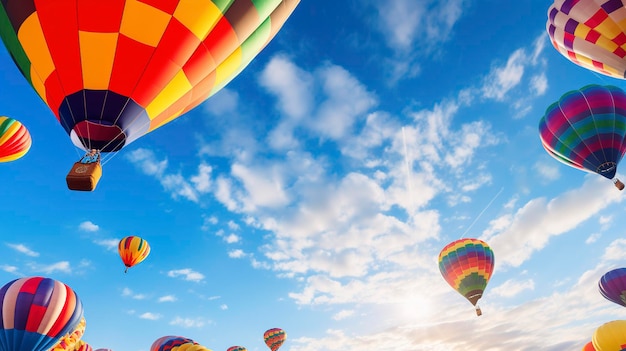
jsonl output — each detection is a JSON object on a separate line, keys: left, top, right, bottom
{"left": 592, "top": 320, "right": 626, "bottom": 350}
{"left": 582, "top": 341, "right": 597, "bottom": 351}
{"left": 438, "top": 238, "right": 495, "bottom": 316}
{"left": 0, "top": 1, "right": 300, "bottom": 153}
{"left": 118, "top": 236, "right": 150, "bottom": 273}
{"left": 0, "top": 116, "right": 31, "bottom": 162}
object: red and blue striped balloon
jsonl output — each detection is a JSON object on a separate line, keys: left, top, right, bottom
{"left": 0, "top": 277, "right": 84, "bottom": 351}
{"left": 539, "top": 85, "right": 626, "bottom": 188}
{"left": 599, "top": 268, "right": 626, "bottom": 308}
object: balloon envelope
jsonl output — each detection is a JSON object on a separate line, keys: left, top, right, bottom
{"left": 547, "top": 0, "right": 626, "bottom": 79}
{"left": 264, "top": 328, "right": 286, "bottom": 351}
{"left": 539, "top": 85, "right": 626, "bottom": 186}
{"left": 118, "top": 236, "right": 150, "bottom": 272}
{"left": 582, "top": 341, "right": 597, "bottom": 351}
{"left": 438, "top": 238, "right": 495, "bottom": 315}
{"left": 50, "top": 317, "right": 86, "bottom": 351}
{"left": 593, "top": 320, "right": 626, "bottom": 351}
{"left": 0, "top": 277, "right": 84, "bottom": 351}
{"left": 0, "top": 116, "right": 32, "bottom": 162}
{"left": 599, "top": 268, "right": 626, "bottom": 308}
{"left": 0, "top": 0, "right": 300, "bottom": 152}
{"left": 227, "top": 347, "right": 246, "bottom": 351}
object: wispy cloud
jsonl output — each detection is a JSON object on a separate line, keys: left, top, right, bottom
{"left": 167, "top": 268, "right": 205, "bottom": 282}
{"left": 158, "top": 295, "right": 177, "bottom": 303}
{"left": 29, "top": 261, "right": 71, "bottom": 274}
{"left": 491, "top": 278, "right": 535, "bottom": 298}
{"left": 122, "top": 288, "right": 146, "bottom": 300}
{"left": 7, "top": 243, "right": 39, "bottom": 257}
{"left": 169, "top": 316, "right": 208, "bottom": 328}
{"left": 78, "top": 221, "right": 99, "bottom": 232}
{"left": 139, "top": 312, "right": 162, "bottom": 320}
{"left": 94, "top": 238, "right": 119, "bottom": 251}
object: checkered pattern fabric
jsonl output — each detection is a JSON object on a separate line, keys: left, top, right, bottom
{"left": 547, "top": 0, "right": 626, "bottom": 79}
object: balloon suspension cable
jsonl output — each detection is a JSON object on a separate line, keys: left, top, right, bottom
{"left": 460, "top": 187, "right": 504, "bottom": 239}
{"left": 475, "top": 305, "right": 482, "bottom": 317}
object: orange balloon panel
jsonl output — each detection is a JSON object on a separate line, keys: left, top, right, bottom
{"left": 0, "top": 0, "right": 300, "bottom": 152}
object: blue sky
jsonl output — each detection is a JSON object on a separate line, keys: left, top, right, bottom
{"left": 1, "top": 1, "right": 626, "bottom": 350}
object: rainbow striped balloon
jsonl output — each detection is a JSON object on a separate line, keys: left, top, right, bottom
{"left": 438, "top": 238, "right": 495, "bottom": 316}
{"left": 263, "top": 328, "right": 286, "bottom": 351}
{"left": 547, "top": 0, "right": 626, "bottom": 79}
{"left": 0, "top": 277, "right": 84, "bottom": 351}
{"left": 539, "top": 85, "right": 626, "bottom": 189}
{"left": 227, "top": 347, "right": 247, "bottom": 351}
{"left": 0, "top": 116, "right": 31, "bottom": 162}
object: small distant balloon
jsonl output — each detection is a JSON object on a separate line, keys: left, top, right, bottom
{"left": 599, "top": 268, "right": 626, "bottom": 308}
{"left": 75, "top": 341, "right": 93, "bottom": 351}
{"left": 438, "top": 238, "right": 495, "bottom": 316}
{"left": 118, "top": 236, "right": 150, "bottom": 273}
{"left": 0, "top": 116, "right": 32, "bottom": 162}
{"left": 264, "top": 328, "right": 286, "bottom": 351}
{"left": 50, "top": 317, "right": 86, "bottom": 351}
{"left": 592, "top": 320, "right": 626, "bottom": 350}
{"left": 227, "top": 347, "right": 247, "bottom": 351}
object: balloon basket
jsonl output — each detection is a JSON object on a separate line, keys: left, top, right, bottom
{"left": 66, "top": 161, "right": 102, "bottom": 191}
{"left": 614, "top": 178, "right": 624, "bottom": 191}
{"left": 475, "top": 306, "right": 482, "bottom": 316}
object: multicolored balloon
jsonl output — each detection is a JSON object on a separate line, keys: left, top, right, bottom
{"left": 50, "top": 317, "right": 86, "bottom": 351}
{"left": 0, "top": 116, "right": 32, "bottom": 162}
{"left": 118, "top": 235, "right": 150, "bottom": 273}
{"left": 264, "top": 328, "right": 286, "bottom": 351}
{"left": 539, "top": 85, "right": 626, "bottom": 190}
{"left": 150, "top": 336, "right": 209, "bottom": 351}
{"left": 582, "top": 341, "right": 597, "bottom": 351}
{"left": 592, "top": 320, "right": 626, "bottom": 350}
{"left": 227, "top": 347, "right": 246, "bottom": 351}
{"left": 438, "top": 238, "right": 495, "bottom": 316}
{"left": 547, "top": 0, "right": 626, "bottom": 79}
{"left": 0, "top": 277, "right": 84, "bottom": 351}
{"left": 0, "top": 0, "right": 300, "bottom": 153}
{"left": 94, "top": 349, "right": 113, "bottom": 351}
{"left": 75, "top": 341, "right": 93, "bottom": 351}
{"left": 599, "top": 268, "right": 626, "bottom": 308}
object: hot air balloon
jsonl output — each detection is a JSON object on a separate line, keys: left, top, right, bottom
{"left": 0, "top": 116, "right": 32, "bottom": 162}
{"left": 94, "top": 349, "right": 113, "bottom": 351}
{"left": 75, "top": 341, "right": 93, "bottom": 351}
{"left": 150, "top": 336, "right": 209, "bottom": 351}
{"left": 227, "top": 347, "right": 247, "bottom": 351}
{"left": 438, "top": 238, "right": 495, "bottom": 316}
{"left": 593, "top": 320, "right": 626, "bottom": 350}
{"left": 50, "top": 317, "right": 86, "bottom": 351}
{"left": 583, "top": 341, "right": 597, "bottom": 351}
{"left": 0, "top": 0, "right": 300, "bottom": 190}
{"left": 539, "top": 84, "right": 626, "bottom": 190}
{"left": 547, "top": 0, "right": 626, "bottom": 79}
{"left": 118, "top": 236, "right": 150, "bottom": 273}
{"left": 0, "top": 277, "right": 84, "bottom": 351}
{"left": 264, "top": 328, "right": 286, "bottom": 351}
{"left": 599, "top": 267, "right": 626, "bottom": 308}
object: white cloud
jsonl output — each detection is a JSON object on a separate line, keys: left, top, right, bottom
{"left": 483, "top": 176, "right": 624, "bottom": 267}
{"left": 220, "top": 304, "right": 228, "bottom": 310}
{"left": 603, "top": 239, "right": 626, "bottom": 261}
{"left": 534, "top": 159, "right": 560, "bottom": 181}
{"left": 158, "top": 295, "right": 177, "bottom": 302}
{"left": 7, "top": 243, "right": 39, "bottom": 257}
{"left": 530, "top": 73, "right": 548, "bottom": 96}
{"left": 78, "top": 221, "right": 99, "bottom": 232}
{"left": 224, "top": 234, "right": 240, "bottom": 244}
{"left": 122, "top": 288, "right": 146, "bottom": 300}
{"left": 491, "top": 278, "right": 535, "bottom": 298}
{"left": 139, "top": 312, "right": 162, "bottom": 320}
{"left": 332, "top": 309, "right": 355, "bottom": 321}
{"left": 1, "top": 265, "right": 18, "bottom": 274}
{"left": 168, "top": 268, "right": 205, "bottom": 282}
{"left": 169, "top": 317, "right": 208, "bottom": 328}
{"left": 481, "top": 49, "right": 526, "bottom": 100}
{"left": 29, "top": 261, "right": 71, "bottom": 274}
{"left": 94, "top": 238, "right": 119, "bottom": 251}
{"left": 228, "top": 249, "right": 246, "bottom": 258}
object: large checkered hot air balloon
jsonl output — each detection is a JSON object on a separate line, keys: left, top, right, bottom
{"left": 0, "top": 277, "right": 84, "bottom": 351}
{"left": 0, "top": 0, "right": 300, "bottom": 189}
{"left": 539, "top": 84, "right": 626, "bottom": 190}
{"left": 438, "top": 238, "right": 495, "bottom": 316}
{"left": 547, "top": 0, "right": 626, "bottom": 79}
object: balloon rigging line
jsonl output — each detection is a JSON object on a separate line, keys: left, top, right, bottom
{"left": 460, "top": 186, "right": 504, "bottom": 239}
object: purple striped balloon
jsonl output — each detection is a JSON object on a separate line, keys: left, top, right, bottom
{"left": 599, "top": 268, "right": 626, "bottom": 307}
